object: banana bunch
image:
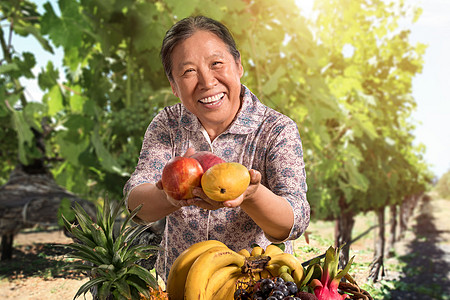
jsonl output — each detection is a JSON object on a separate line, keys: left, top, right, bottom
{"left": 166, "top": 241, "right": 306, "bottom": 300}
{"left": 166, "top": 240, "right": 245, "bottom": 300}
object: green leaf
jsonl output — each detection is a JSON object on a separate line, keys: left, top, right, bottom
{"left": 38, "top": 62, "right": 59, "bottom": 90}
{"left": 74, "top": 276, "right": 106, "bottom": 299}
{"left": 45, "top": 84, "right": 63, "bottom": 116}
{"left": 299, "top": 263, "right": 318, "bottom": 287}
{"left": 127, "top": 264, "right": 157, "bottom": 287}
{"left": 65, "top": 243, "right": 106, "bottom": 265}
{"left": 41, "top": 1, "right": 84, "bottom": 49}
{"left": 126, "top": 275, "right": 152, "bottom": 297}
{"left": 0, "top": 63, "right": 19, "bottom": 74}
{"left": 68, "top": 85, "right": 86, "bottom": 112}
{"left": 262, "top": 66, "right": 286, "bottom": 95}
{"left": 270, "top": 242, "right": 286, "bottom": 252}
{"left": 336, "top": 255, "right": 355, "bottom": 280}
{"left": 114, "top": 278, "right": 131, "bottom": 299}
{"left": 98, "top": 281, "right": 113, "bottom": 300}
{"left": 91, "top": 127, "right": 126, "bottom": 176}
{"left": 9, "top": 107, "right": 34, "bottom": 165}
{"left": 166, "top": 0, "right": 199, "bottom": 18}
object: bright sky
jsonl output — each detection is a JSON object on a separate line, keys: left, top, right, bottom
{"left": 13, "top": 0, "right": 450, "bottom": 179}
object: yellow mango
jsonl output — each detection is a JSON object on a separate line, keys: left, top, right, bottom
{"left": 201, "top": 162, "right": 250, "bottom": 202}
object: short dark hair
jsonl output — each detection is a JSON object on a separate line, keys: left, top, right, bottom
{"left": 160, "top": 16, "right": 241, "bottom": 81}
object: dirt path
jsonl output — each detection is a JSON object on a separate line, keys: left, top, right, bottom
{"left": 384, "top": 197, "right": 450, "bottom": 300}
{"left": 0, "top": 230, "right": 92, "bottom": 300}
{"left": 0, "top": 197, "right": 449, "bottom": 299}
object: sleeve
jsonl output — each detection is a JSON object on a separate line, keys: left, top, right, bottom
{"left": 264, "top": 117, "right": 310, "bottom": 242}
{"left": 123, "top": 110, "right": 174, "bottom": 199}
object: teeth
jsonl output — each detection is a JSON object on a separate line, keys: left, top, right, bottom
{"left": 199, "top": 93, "right": 224, "bottom": 104}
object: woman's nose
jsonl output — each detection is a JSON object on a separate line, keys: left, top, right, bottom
{"left": 198, "top": 69, "right": 217, "bottom": 89}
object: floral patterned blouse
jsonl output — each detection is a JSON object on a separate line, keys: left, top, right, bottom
{"left": 124, "top": 85, "right": 309, "bottom": 282}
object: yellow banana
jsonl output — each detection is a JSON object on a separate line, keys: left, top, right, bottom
{"left": 238, "top": 248, "right": 251, "bottom": 257}
{"left": 204, "top": 265, "right": 241, "bottom": 299}
{"left": 264, "top": 244, "right": 284, "bottom": 256}
{"left": 259, "top": 269, "right": 272, "bottom": 280}
{"left": 279, "top": 265, "right": 291, "bottom": 274}
{"left": 213, "top": 272, "right": 241, "bottom": 300}
{"left": 251, "top": 245, "right": 264, "bottom": 256}
{"left": 267, "top": 253, "right": 305, "bottom": 285}
{"left": 280, "top": 271, "right": 295, "bottom": 282}
{"left": 184, "top": 246, "right": 246, "bottom": 300}
{"left": 266, "top": 262, "right": 281, "bottom": 277}
{"left": 166, "top": 240, "right": 227, "bottom": 300}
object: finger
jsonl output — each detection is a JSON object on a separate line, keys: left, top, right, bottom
{"left": 183, "top": 147, "right": 196, "bottom": 157}
{"left": 223, "top": 194, "right": 244, "bottom": 208}
{"left": 192, "top": 187, "right": 207, "bottom": 198}
{"left": 192, "top": 188, "right": 223, "bottom": 208}
{"left": 249, "top": 169, "right": 261, "bottom": 184}
{"left": 156, "top": 180, "right": 163, "bottom": 190}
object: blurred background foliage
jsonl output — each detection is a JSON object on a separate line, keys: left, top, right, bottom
{"left": 1, "top": 0, "right": 436, "bottom": 226}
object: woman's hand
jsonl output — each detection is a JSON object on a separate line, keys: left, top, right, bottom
{"left": 155, "top": 179, "right": 185, "bottom": 207}
{"left": 188, "top": 169, "right": 261, "bottom": 210}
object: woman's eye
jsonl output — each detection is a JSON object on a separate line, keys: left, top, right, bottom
{"left": 183, "top": 68, "right": 195, "bottom": 75}
{"left": 212, "top": 61, "right": 222, "bottom": 67}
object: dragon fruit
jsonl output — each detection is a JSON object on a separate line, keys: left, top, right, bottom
{"left": 308, "top": 246, "right": 354, "bottom": 300}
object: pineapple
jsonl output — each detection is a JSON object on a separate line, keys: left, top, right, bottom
{"left": 62, "top": 196, "right": 161, "bottom": 300}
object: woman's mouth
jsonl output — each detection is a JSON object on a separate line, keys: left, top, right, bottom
{"left": 198, "top": 92, "right": 225, "bottom": 105}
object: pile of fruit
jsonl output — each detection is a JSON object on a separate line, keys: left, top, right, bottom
{"left": 161, "top": 151, "right": 250, "bottom": 201}
{"left": 166, "top": 240, "right": 373, "bottom": 300}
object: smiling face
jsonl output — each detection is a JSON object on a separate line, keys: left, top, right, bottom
{"left": 169, "top": 30, "right": 244, "bottom": 140}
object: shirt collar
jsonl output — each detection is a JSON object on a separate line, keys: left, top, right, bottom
{"left": 182, "top": 85, "right": 264, "bottom": 135}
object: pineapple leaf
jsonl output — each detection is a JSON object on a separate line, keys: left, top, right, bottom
{"left": 102, "top": 197, "right": 112, "bottom": 239}
{"left": 127, "top": 264, "right": 158, "bottom": 288}
{"left": 126, "top": 275, "right": 151, "bottom": 298}
{"left": 120, "top": 203, "right": 143, "bottom": 233}
{"left": 90, "top": 223, "right": 109, "bottom": 249}
{"left": 65, "top": 243, "right": 107, "bottom": 265}
{"left": 112, "top": 251, "right": 123, "bottom": 268}
{"left": 93, "top": 267, "right": 117, "bottom": 281}
{"left": 72, "top": 202, "right": 95, "bottom": 235}
{"left": 125, "top": 223, "right": 152, "bottom": 245}
{"left": 74, "top": 276, "right": 106, "bottom": 299}
{"left": 98, "top": 281, "right": 113, "bottom": 300}
{"left": 66, "top": 262, "right": 96, "bottom": 272}
{"left": 114, "top": 278, "right": 131, "bottom": 298}
{"left": 121, "top": 244, "right": 157, "bottom": 266}
{"left": 93, "top": 246, "right": 112, "bottom": 261}
{"left": 65, "top": 224, "right": 97, "bottom": 248}
{"left": 111, "top": 197, "right": 127, "bottom": 225}
{"left": 113, "top": 224, "right": 149, "bottom": 254}
{"left": 111, "top": 290, "right": 129, "bottom": 300}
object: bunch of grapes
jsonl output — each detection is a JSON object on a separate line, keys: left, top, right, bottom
{"left": 234, "top": 277, "right": 313, "bottom": 300}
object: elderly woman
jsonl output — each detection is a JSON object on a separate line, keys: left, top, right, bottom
{"left": 124, "top": 15, "right": 310, "bottom": 282}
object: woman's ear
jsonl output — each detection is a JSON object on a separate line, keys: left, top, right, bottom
{"left": 236, "top": 56, "right": 244, "bottom": 78}
{"left": 170, "top": 80, "right": 179, "bottom": 98}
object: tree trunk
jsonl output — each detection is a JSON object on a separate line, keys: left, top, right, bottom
{"left": 1, "top": 234, "right": 13, "bottom": 260}
{"left": 399, "top": 195, "right": 410, "bottom": 240}
{"left": 386, "top": 204, "right": 397, "bottom": 257}
{"left": 335, "top": 200, "right": 355, "bottom": 270}
{"left": 368, "top": 206, "right": 385, "bottom": 281}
